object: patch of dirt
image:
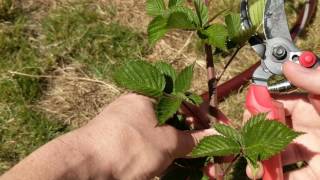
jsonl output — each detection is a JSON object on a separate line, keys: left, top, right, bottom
{"left": 36, "top": 63, "right": 120, "bottom": 127}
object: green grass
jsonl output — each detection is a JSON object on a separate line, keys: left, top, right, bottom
{"left": 0, "top": 0, "right": 149, "bottom": 173}
{"left": 0, "top": 77, "right": 70, "bottom": 173}
{"left": 41, "top": 1, "right": 150, "bottom": 79}
{"left": 0, "top": 0, "right": 318, "bottom": 177}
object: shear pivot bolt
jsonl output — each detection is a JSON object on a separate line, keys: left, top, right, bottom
{"left": 273, "top": 46, "right": 287, "bottom": 60}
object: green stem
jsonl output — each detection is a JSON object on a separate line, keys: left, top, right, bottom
{"left": 222, "top": 154, "right": 241, "bottom": 176}
{"left": 217, "top": 46, "right": 243, "bottom": 83}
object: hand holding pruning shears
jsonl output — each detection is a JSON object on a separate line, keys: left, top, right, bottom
{"left": 241, "top": 0, "right": 320, "bottom": 179}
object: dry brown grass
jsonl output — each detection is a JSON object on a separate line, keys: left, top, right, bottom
{"left": 28, "top": 0, "right": 318, "bottom": 126}
{"left": 36, "top": 63, "right": 120, "bottom": 127}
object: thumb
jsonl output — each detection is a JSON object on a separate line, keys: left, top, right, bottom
{"left": 283, "top": 61, "right": 320, "bottom": 95}
{"left": 172, "top": 128, "right": 217, "bottom": 158}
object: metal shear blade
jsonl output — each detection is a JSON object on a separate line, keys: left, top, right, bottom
{"left": 264, "top": 0, "right": 292, "bottom": 41}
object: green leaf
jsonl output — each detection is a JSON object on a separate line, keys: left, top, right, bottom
{"left": 249, "top": 0, "right": 266, "bottom": 28}
{"left": 192, "top": 135, "right": 241, "bottom": 158}
{"left": 193, "top": 0, "right": 209, "bottom": 27}
{"left": 204, "top": 24, "right": 228, "bottom": 50}
{"left": 154, "top": 62, "right": 177, "bottom": 81}
{"left": 113, "top": 60, "right": 165, "bottom": 97}
{"left": 242, "top": 115, "right": 302, "bottom": 164}
{"left": 214, "top": 123, "right": 242, "bottom": 144}
{"left": 146, "top": 0, "right": 166, "bottom": 16}
{"left": 242, "top": 113, "right": 267, "bottom": 133}
{"left": 174, "top": 63, "right": 195, "bottom": 93}
{"left": 148, "top": 16, "right": 168, "bottom": 45}
{"left": 167, "top": 11, "right": 196, "bottom": 29}
{"left": 168, "top": 6, "right": 199, "bottom": 29}
{"left": 233, "top": 27, "right": 256, "bottom": 45}
{"left": 185, "top": 92, "right": 203, "bottom": 105}
{"left": 225, "top": 13, "right": 241, "bottom": 39}
{"left": 201, "top": 175, "right": 210, "bottom": 180}
{"left": 154, "top": 62, "right": 177, "bottom": 93}
{"left": 168, "top": 0, "right": 185, "bottom": 7}
{"left": 156, "top": 95, "right": 183, "bottom": 124}
{"left": 225, "top": 13, "right": 256, "bottom": 45}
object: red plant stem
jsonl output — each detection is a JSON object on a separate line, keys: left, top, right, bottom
{"left": 205, "top": 44, "right": 219, "bottom": 120}
{"left": 204, "top": 0, "right": 217, "bottom": 120}
{"left": 204, "top": 0, "right": 216, "bottom": 120}
{"left": 202, "top": 62, "right": 260, "bottom": 102}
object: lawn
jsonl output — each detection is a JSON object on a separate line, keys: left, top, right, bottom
{"left": 1, "top": 0, "right": 319, "bottom": 176}
{"left": 0, "top": 0, "right": 149, "bottom": 173}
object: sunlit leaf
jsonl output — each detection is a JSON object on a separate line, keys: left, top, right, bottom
{"left": 204, "top": 24, "right": 228, "bottom": 50}
{"left": 167, "top": 11, "right": 196, "bottom": 29}
{"left": 249, "top": 0, "right": 266, "bottom": 28}
{"left": 113, "top": 60, "right": 165, "bottom": 97}
{"left": 174, "top": 63, "right": 195, "bottom": 93}
{"left": 185, "top": 92, "right": 203, "bottom": 105}
{"left": 168, "top": 0, "right": 185, "bottom": 8}
{"left": 193, "top": 0, "right": 208, "bottom": 27}
{"left": 192, "top": 135, "right": 241, "bottom": 157}
{"left": 214, "top": 123, "right": 242, "bottom": 144}
{"left": 146, "top": 0, "right": 166, "bottom": 16}
{"left": 157, "top": 95, "right": 183, "bottom": 124}
{"left": 147, "top": 16, "right": 168, "bottom": 45}
{"left": 242, "top": 114, "right": 302, "bottom": 166}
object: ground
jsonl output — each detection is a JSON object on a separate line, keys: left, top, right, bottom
{"left": 0, "top": 0, "right": 319, "bottom": 176}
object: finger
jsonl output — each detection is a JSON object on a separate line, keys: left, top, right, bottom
{"left": 172, "top": 129, "right": 217, "bottom": 158}
{"left": 283, "top": 61, "right": 320, "bottom": 95}
{"left": 309, "top": 94, "right": 320, "bottom": 114}
{"left": 275, "top": 95, "right": 320, "bottom": 128}
{"left": 284, "top": 166, "right": 319, "bottom": 180}
{"left": 284, "top": 154, "right": 320, "bottom": 179}
{"left": 181, "top": 102, "right": 210, "bottom": 129}
{"left": 203, "top": 162, "right": 215, "bottom": 179}
{"left": 185, "top": 116, "right": 207, "bottom": 130}
{"left": 273, "top": 93, "right": 309, "bottom": 117}
{"left": 281, "top": 132, "right": 320, "bottom": 165}
{"left": 281, "top": 143, "right": 309, "bottom": 166}
{"left": 242, "top": 110, "right": 252, "bottom": 125}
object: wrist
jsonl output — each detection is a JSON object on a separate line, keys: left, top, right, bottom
{"left": 1, "top": 129, "right": 112, "bottom": 180}
{"left": 79, "top": 118, "right": 149, "bottom": 180}
{"left": 58, "top": 129, "right": 114, "bottom": 179}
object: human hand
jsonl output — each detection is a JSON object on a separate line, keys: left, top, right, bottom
{"left": 243, "top": 61, "right": 320, "bottom": 180}
{"left": 277, "top": 61, "right": 320, "bottom": 179}
{"left": 77, "top": 93, "right": 215, "bottom": 180}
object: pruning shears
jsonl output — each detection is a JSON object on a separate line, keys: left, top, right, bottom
{"left": 241, "top": 0, "right": 320, "bottom": 179}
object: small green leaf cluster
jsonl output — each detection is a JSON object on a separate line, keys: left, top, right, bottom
{"left": 192, "top": 114, "right": 302, "bottom": 168}
{"left": 147, "top": 0, "right": 266, "bottom": 51}
{"left": 113, "top": 60, "right": 202, "bottom": 124}
{"left": 147, "top": 0, "right": 208, "bottom": 45}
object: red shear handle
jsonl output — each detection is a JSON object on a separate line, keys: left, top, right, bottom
{"left": 246, "top": 84, "right": 285, "bottom": 180}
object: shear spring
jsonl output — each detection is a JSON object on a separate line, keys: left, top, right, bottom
{"left": 268, "top": 81, "right": 293, "bottom": 92}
